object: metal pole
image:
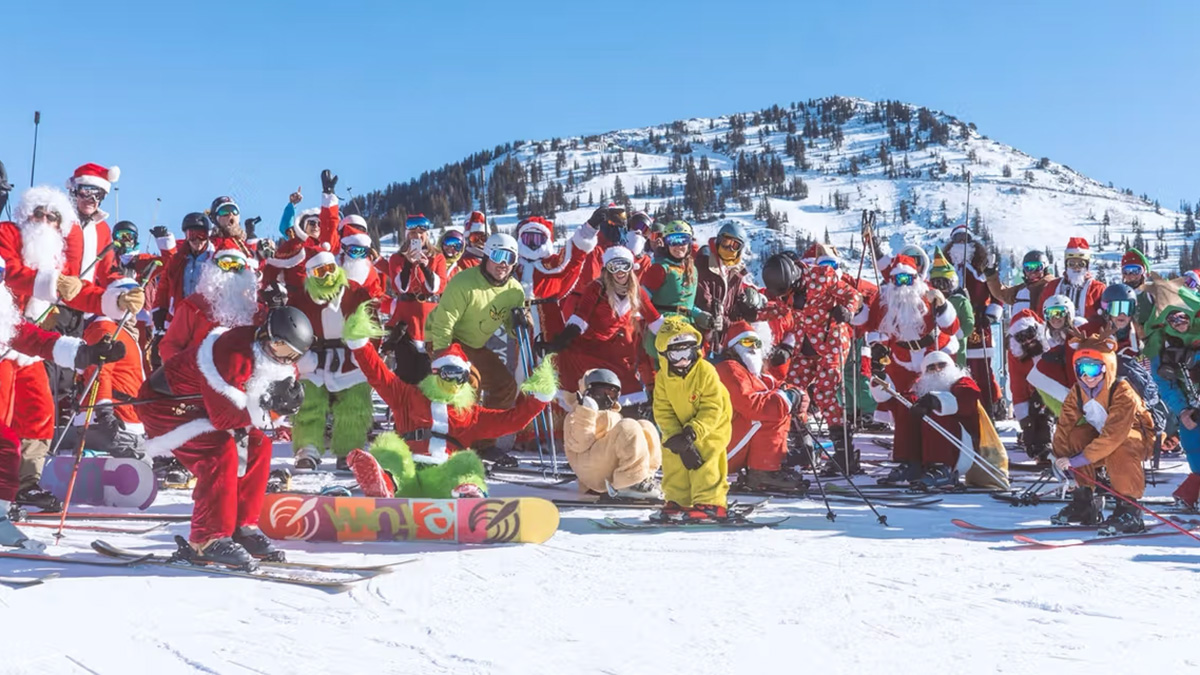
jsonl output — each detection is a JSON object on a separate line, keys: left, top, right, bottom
{"left": 29, "top": 111, "right": 41, "bottom": 186}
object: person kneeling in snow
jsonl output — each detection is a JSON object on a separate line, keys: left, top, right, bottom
{"left": 342, "top": 305, "right": 559, "bottom": 498}
{"left": 1051, "top": 336, "right": 1155, "bottom": 535}
{"left": 652, "top": 317, "right": 733, "bottom": 522}
{"left": 562, "top": 368, "right": 663, "bottom": 500}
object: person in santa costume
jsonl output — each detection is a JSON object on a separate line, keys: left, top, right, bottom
{"left": 513, "top": 214, "right": 595, "bottom": 354}
{"left": 544, "top": 246, "right": 663, "bottom": 410}
{"left": 263, "top": 172, "right": 343, "bottom": 296}
{"left": 455, "top": 211, "right": 490, "bottom": 274}
{"left": 155, "top": 212, "right": 215, "bottom": 331}
{"left": 1045, "top": 237, "right": 1106, "bottom": 334}
{"left": 437, "top": 228, "right": 466, "bottom": 277}
{"left": 108, "top": 220, "right": 173, "bottom": 369}
{"left": 0, "top": 186, "right": 146, "bottom": 510}
{"left": 853, "top": 253, "right": 960, "bottom": 412}
{"left": 1006, "top": 309, "right": 1068, "bottom": 462}
{"left": 382, "top": 214, "right": 448, "bottom": 384}
{"left": 140, "top": 308, "right": 310, "bottom": 567}
{"left": 873, "top": 351, "right": 1008, "bottom": 490}
{"left": 783, "top": 249, "right": 863, "bottom": 475}
{"left": 65, "top": 162, "right": 121, "bottom": 289}
{"left": 288, "top": 242, "right": 379, "bottom": 470}
{"left": 0, "top": 255, "right": 122, "bottom": 546}
{"left": 342, "top": 306, "right": 559, "bottom": 496}
{"left": 561, "top": 368, "right": 663, "bottom": 500}
{"left": 715, "top": 321, "right": 808, "bottom": 492}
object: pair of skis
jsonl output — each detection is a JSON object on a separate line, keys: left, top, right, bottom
{"left": 951, "top": 518, "right": 1199, "bottom": 549}
{"left": 593, "top": 500, "right": 786, "bottom": 531}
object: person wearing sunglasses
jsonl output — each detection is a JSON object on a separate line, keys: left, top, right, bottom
{"left": 1120, "top": 248, "right": 1151, "bottom": 290}
{"left": 140, "top": 307, "right": 312, "bottom": 567}
{"left": 984, "top": 249, "right": 1057, "bottom": 317}
{"left": 154, "top": 212, "right": 215, "bottom": 334}
{"left": 650, "top": 316, "right": 733, "bottom": 523}
{"left": 695, "top": 221, "right": 758, "bottom": 351}
{"left": 714, "top": 320, "right": 808, "bottom": 492}
{"left": 1049, "top": 336, "right": 1154, "bottom": 535}
{"left": 543, "top": 246, "right": 662, "bottom": 416}
{"left": 640, "top": 221, "right": 700, "bottom": 388}
{"left": 438, "top": 228, "right": 466, "bottom": 274}
{"left": 159, "top": 241, "right": 264, "bottom": 362}
{"left": 383, "top": 214, "right": 448, "bottom": 385}
{"left": 1041, "top": 237, "right": 1107, "bottom": 335}
{"left": 452, "top": 211, "right": 490, "bottom": 274}
{"left": 425, "top": 232, "right": 528, "bottom": 466}
{"left": 66, "top": 163, "right": 120, "bottom": 287}
{"left": 264, "top": 172, "right": 342, "bottom": 294}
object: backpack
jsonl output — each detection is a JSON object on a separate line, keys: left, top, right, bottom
{"left": 1113, "top": 354, "right": 1168, "bottom": 436}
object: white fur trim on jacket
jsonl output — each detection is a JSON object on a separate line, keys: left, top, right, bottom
{"left": 267, "top": 249, "right": 306, "bottom": 269}
{"left": 33, "top": 268, "right": 60, "bottom": 304}
{"left": 144, "top": 418, "right": 218, "bottom": 458}
{"left": 932, "top": 391, "right": 959, "bottom": 416}
{"left": 51, "top": 336, "right": 83, "bottom": 369}
{"left": 341, "top": 232, "right": 371, "bottom": 248}
{"left": 197, "top": 328, "right": 246, "bottom": 408}
{"left": 647, "top": 316, "right": 664, "bottom": 335}
{"left": 247, "top": 388, "right": 272, "bottom": 428}
{"left": 727, "top": 421, "right": 763, "bottom": 461}
{"left": 345, "top": 336, "right": 370, "bottom": 350}
{"left": 1027, "top": 364, "right": 1070, "bottom": 404}
{"left": 425, "top": 269, "right": 441, "bottom": 294}
{"left": 934, "top": 301, "right": 957, "bottom": 329}
{"left": 100, "top": 283, "right": 130, "bottom": 321}
{"left": 572, "top": 224, "right": 598, "bottom": 253}
{"left": 940, "top": 334, "right": 960, "bottom": 358}
{"left": 321, "top": 193, "right": 338, "bottom": 209}
{"left": 156, "top": 232, "right": 176, "bottom": 253}
{"left": 985, "top": 303, "right": 1004, "bottom": 321}
{"left": 565, "top": 314, "right": 589, "bottom": 333}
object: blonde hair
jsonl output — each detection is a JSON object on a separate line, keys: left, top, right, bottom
{"left": 602, "top": 267, "right": 641, "bottom": 316}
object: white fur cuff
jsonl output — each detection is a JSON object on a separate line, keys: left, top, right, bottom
{"left": 33, "top": 268, "right": 60, "bottom": 304}
{"left": 572, "top": 225, "right": 598, "bottom": 253}
{"left": 51, "top": 336, "right": 84, "bottom": 369}
{"left": 101, "top": 283, "right": 128, "bottom": 320}
{"left": 565, "top": 315, "right": 589, "bottom": 333}
{"left": 932, "top": 391, "right": 958, "bottom": 416}
{"left": 145, "top": 418, "right": 217, "bottom": 457}
{"left": 345, "top": 337, "right": 370, "bottom": 351}
{"left": 156, "top": 233, "right": 176, "bottom": 253}
{"left": 322, "top": 193, "right": 338, "bottom": 209}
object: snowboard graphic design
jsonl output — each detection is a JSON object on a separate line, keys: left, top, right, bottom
{"left": 42, "top": 457, "right": 158, "bottom": 510}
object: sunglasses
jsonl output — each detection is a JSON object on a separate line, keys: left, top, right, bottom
{"left": 187, "top": 231, "right": 209, "bottom": 243}
{"left": 344, "top": 245, "right": 370, "bottom": 260}
{"left": 299, "top": 216, "right": 320, "bottom": 231}
{"left": 1122, "top": 264, "right": 1145, "bottom": 276}
{"left": 214, "top": 256, "right": 247, "bottom": 272}
{"left": 442, "top": 238, "right": 464, "bottom": 253}
{"left": 488, "top": 249, "right": 517, "bottom": 266}
{"left": 718, "top": 236, "right": 743, "bottom": 252}
{"left": 605, "top": 259, "right": 633, "bottom": 274}
{"left": 1106, "top": 300, "right": 1132, "bottom": 317}
{"left": 1022, "top": 261, "right": 1045, "bottom": 273}
{"left": 737, "top": 337, "right": 762, "bottom": 349}
{"left": 32, "top": 208, "right": 63, "bottom": 224}
{"left": 893, "top": 273, "right": 914, "bottom": 287}
{"left": 115, "top": 230, "right": 137, "bottom": 244}
{"left": 1043, "top": 306, "right": 1068, "bottom": 320}
{"left": 520, "top": 231, "right": 547, "bottom": 249}
{"left": 406, "top": 217, "right": 431, "bottom": 231}
{"left": 664, "top": 233, "right": 692, "bottom": 248}
{"left": 75, "top": 186, "right": 106, "bottom": 202}
{"left": 216, "top": 205, "right": 239, "bottom": 217}
{"left": 1076, "top": 360, "right": 1104, "bottom": 379}
{"left": 310, "top": 262, "right": 338, "bottom": 278}
{"left": 468, "top": 232, "right": 489, "bottom": 245}
{"left": 925, "top": 361, "right": 948, "bottom": 373}
{"left": 266, "top": 340, "right": 303, "bottom": 365}
{"left": 817, "top": 259, "right": 839, "bottom": 270}
{"left": 1066, "top": 259, "right": 1088, "bottom": 270}
{"left": 436, "top": 364, "right": 470, "bottom": 384}
{"left": 1014, "top": 326, "right": 1039, "bottom": 343}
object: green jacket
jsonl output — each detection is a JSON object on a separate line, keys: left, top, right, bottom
{"left": 424, "top": 266, "right": 526, "bottom": 351}
{"left": 948, "top": 293, "right": 975, "bottom": 367}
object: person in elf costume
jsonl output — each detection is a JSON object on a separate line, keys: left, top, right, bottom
{"left": 928, "top": 247, "right": 975, "bottom": 368}
{"left": 342, "top": 304, "right": 559, "bottom": 498}
{"left": 652, "top": 316, "right": 733, "bottom": 522}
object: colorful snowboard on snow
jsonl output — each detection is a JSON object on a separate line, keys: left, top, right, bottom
{"left": 258, "top": 494, "right": 560, "bottom": 545}
{"left": 42, "top": 457, "right": 157, "bottom": 510}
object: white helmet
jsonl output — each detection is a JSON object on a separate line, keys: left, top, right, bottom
{"left": 1042, "top": 294, "right": 1076, "bottom": 323}
{"left": 483, "top": 233, "right": 518, "bottom": 264}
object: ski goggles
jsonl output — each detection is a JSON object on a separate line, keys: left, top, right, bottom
{"left": 436, "top": 364, "right": 470, "bottom": 384}
{"left": 604, "top": 258, "right": 633, "bottom": 274}
{"left": 736, "top": 336, "right": 762, "bottom": 349}
{"left": 405, "top": 216, "right": 432, "bottom": 231}
{"left": 1043, "top": 305, "right": 1069, "bottom": 321}
{"left": 214, "top": 255, "right": 247, "bottom": 273}
{"left": 663, "top": 232, "right": 692, "bottom": 248}
{"left": 520, "top": 230, "right": 548, "bottom": 249}
{"left": 309, "top": 262, "right": 338, "bottom": 278}
{"left": 1122, "top": 264, "right": 1145, "bottom": 276}
{"left": 186, "top": 231, "right": 209, "bottom": 245}
{"left": 468, "top": 232, "right": 489, "bottom": 246}
{"left": 1022, "top": 261, "right": 1045, "bottom": 274}
{"left": 628, "top": 215, "right": 651, "bottom": 233}
{"left": 1167, "top": 310, "right": 1191, "bottom": 330}
{"left": 892, "top": 272, "right": 915, "bottom": 287}
{"left": 114, "top": 230, "right": 138, "bottom": 245}
{"left": 666, "top": 345, "right": 698, "bottom": 363}
{"left": 1065, "top": 258, "right": 1088, "bottom": 270}
{"left": 817, "top": 258, "right": 839, "bottom": 270}
{"left": 73, "top": 185, "right": 106, "bottom": 203}
{"left": 215, "top": 204, "right": 239, "bottom": 217}
{"left": 344, "top": 245, "right": 370, "bottom": 260}
{"left": 1075, "top": 359, "right": 1104, "bottom": 379}
{"left": 487, "top": 249, "right": 517, "bottom": 266}
{"left": 441, "top": 237, "right": 464, "bottom": 254}
{"left": 31, "top": 207, "right": 63, "bottom": 224}
{"left": 1106, "top": 300, "right": 1132, "bottom": 317}
{"left": 718, "top": 236, "right": 743, "bottom": 252}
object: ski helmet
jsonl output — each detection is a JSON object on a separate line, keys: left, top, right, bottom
{"left": 113, "top": 220, "right": 138, "bottom": 251}
{"left": 629, "top": 211, "right": 653, "bottom": 233}
{"left": 583, "top": 368, "right": 622, "bottom": 409}
{"left": 718, "top": 221, "right": 749, "bottom": 247}
{"left": 762, "top": 252, "right": 801, "bottom": 297}
{"left": 1042, "top": 294, "right": 1076, "bottom": 325}
{"left": 257, "top": 306, "right": 315, "bottom": 355}
{"left": 716, "top": 222, "right": 749, "bottom": 264}
{"left": 1101, "top": 283, "right": 1137, "bottom": 317}
{"left": 483, "top": 233, "right": 519, "bottom": 265}
{"left": 181, "top": 212, "right": 210, "bottom": 233}
{"left": 1022, "top": 250, "right": 1050, "bottom": 282}
{"left": 584, "top": 368, "right": 622, "bottom": 391}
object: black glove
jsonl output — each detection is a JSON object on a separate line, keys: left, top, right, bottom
{"left": 75, "top": 338, "right": 127, "bottom": 369}
{"left": 260, "top": 281, "right": 288, "bottom": 309}
{"left": 951, "top": 287, "right": 968, "bottom": 298}
{"left": 510, "top": 307, "right": 531, "bottom": 332}
{"left": 984, "top": 263, "right": 998, "bottom": 278}
{"left": 0, "top": 159, "right": 10, "bottom": 214}
{"left": 587, "top": 206, "right": 609, "bottom": 228}
{"left": 910, "top": 393, "right": 941, "bottom": 418}
{"left": 829, "top": 304, "right": 852, "bottom": 324}
{"left": 791, "top": 288, "right": 807, "bottom": 311}
{"left": 544, "top": 323, "right": 581, "bottom": 354}
{"left": 264, "top": 378, "right": 304, "bottom": 416}
{"left": 152, "top": 308, "right": 167, "bottom": 333}
{"left": 977, "top": 313, "right": 993, "bottom": 329}
{"left": 321, "top": 169, "right": 338, "bottom": 195}
{"left": 383, "top": 321, "right": 409, "bottom": 353}
{"left": 739, "top": 286, "right": 767, "bottom": 313}
{"left": 244, "top": 216, "right": 262, "bottom": 238}
{"left": 870, "top": 343, "right": 891, "bottom": 362}
{"left": 663, "top": 427, "right": 703, "bottom": 470}
{"left": 692, "top": 309, "right": 715, "bottom": 331}
{"left": 149, "top": 225, "right": 169, "bottom": 239}
{"left": 769, "top": 343, "right": 793, "bottom": 368}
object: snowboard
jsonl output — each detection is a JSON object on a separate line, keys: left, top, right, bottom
{"left": 41, "top": 457, "right": 157, "bottom": 510}
{"left": 258, "top": 494, "right": 560, "bottom": 545}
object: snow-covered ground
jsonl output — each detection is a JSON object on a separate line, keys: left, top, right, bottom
{"left": 2, "top": 429, "right": 1197, "bottom": 675}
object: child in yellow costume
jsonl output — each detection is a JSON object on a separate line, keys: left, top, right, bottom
{"left": 653, "top": 317, "right": 733, "bottom": 522}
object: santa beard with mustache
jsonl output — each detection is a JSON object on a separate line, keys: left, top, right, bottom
{"left": 1064, "top": 267, "right": 1088, "bottom": 286}
{"left": 198, "top": 263, "right": 258, "bottom": 327}
{"left": 732, "top": 342, "right": 765, "bottom": 376}
{"left": 914, "top": 362, "right": 966, "bottom": 399}
{"left": 878, "top": 280, "right": 930, "bottom": 342}
{"left": 342, "top": 257, "right": 373, "bottom": 286}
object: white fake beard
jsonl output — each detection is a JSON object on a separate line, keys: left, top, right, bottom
{"left": 19, "top": 220, "right": 65, "bottom": 272}
{"left": 1065, "top": 268, "right": 1087, "bottom": 286}
{"left": 914, "top": 365, "right": 965, "bottom": 399}
{"left": 733, "top": 343, "right": 764, "bottom": 376}
{"left": 878, "top": 281, "right": 929, "bottom": 342}
{"left": 247, "top": 343, "right": 299, "bottom": 407}
{"left": 198, "top": 263, "right": 258, "bottom": 328}
{"left": 342, "top": 257, "right": 372, "bottom": 285}
{"left": 948, "top": 247, "right": 966, "bottom": 266}
{"left": 0, "top": 286, "right": 22, "bottom": 351}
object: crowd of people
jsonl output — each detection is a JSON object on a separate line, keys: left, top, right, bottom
{"left": 0, "top": 161, "right": 1195, "bottom": 566}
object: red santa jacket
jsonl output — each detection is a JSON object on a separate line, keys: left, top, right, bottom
{"left": 159, "top": 293, "right": 268, "bottom": 364}
{"left": 385, "top": 249, "right": 449, "bottom": 346}
{"left": 289, "top": 282, "right": 376, "bottom": 392}
{"left": 516, "top": 226, "right": 596, "bottom": 341}
{"left": 875, "top": 375, "right": 982, "bottom": 472}
{"left": 785, "top": 263, "right": 861, "bottom": 359}
{"left": 145, "top": 326, "right": 295, "bottom": 456}
{"left": 348, "top": 339, "right": 549, "bottom": 460}
{"left": 65, "top": 212, "right": 118, "bottom": 286}
{"left": 75, "top": 318, "right": 146, "bottom": 433}
{"left": 262, "top": 194, "right": 341, "bottom": 293}
{"left": 715, "top": 357, "right": 792, "bottom": 455}
{"left": 566, "top": 228, "right": 651, "bottom": 313}
{"left": 1047, "top": 275, "right": 1106, "bottom": 335}
{"left": 0, "top": 321, "right": 84, "bottom": 424}
{"left": 565, "top": 279, "right": 663, "bottom": 342}
{"left": 854, "top": 291, "right": 961, "bottom": 373}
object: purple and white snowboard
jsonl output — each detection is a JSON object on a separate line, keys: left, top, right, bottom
{"left": 42, "top": 457, "right": 158, "bottom": 510}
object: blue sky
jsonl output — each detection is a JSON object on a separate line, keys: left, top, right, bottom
{"left": 2, "top": 0, "right": 1196, "bottom": 237}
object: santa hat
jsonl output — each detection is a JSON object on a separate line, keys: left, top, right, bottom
{"left": 339, "top": 215, "right": 371, "bottom": 248}
{"left": 601, "top": 245, "right": 634, "bottom": 267}
{"left": 1185, "top": 270, "right": 1200, "bottom": 288}
{"left": 1008, "top": 308, "right": 1043, "bottom": 336}
{"left": 801, "top": 243, "right": 837, "bottom": 265}
{"left": 1064, "top": 237, "right": 1091, "bottom": 260}
{"left": 883, "top": 254, "right": 919, "bottom": 280}
{"left": 949, "top": 224, "right": 970, "bottom": 242}
{"left": 466, "top": 211, "right": 488, "bottom": 235}
{"left": 1122, "top": 248, "right": 1150, "bottom": 270}
{"left": 517, "top": 216, "right": 554, "bottom": 239}
{"left": 431, "top": 344, "right": 470, "bottom": 372}
{"left": 305, "top": 243, "right": 337, "bottom": 273}
{"left": 921, "top": 350, "right": 953, "bottom": 371}
{"left": 69, "top": 163, "right": 120, "bottom": 193}
{"left": 213, "top": 239, "right": 249, "bottom": 265}
{"left": 929, "top": 246, "right": 957, "bottom": 282}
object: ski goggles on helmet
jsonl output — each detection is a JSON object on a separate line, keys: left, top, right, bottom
{"left": 1106, "top": 300, "right": 1132, "bottom": 317}
{"left": 31, "top": 207, "right": 62, "bottom": 224}
{"left": 214, "top": 255, "right": 247, "bottom": 273}
{"left": 487, "top": 248, "right": 517, "bottom": 266}
{"left": 1122, "top": 264, "right": 1145, "bottom": 276}
{"left": 441, "top": 236, "right": 464, "bottom": 254}
{"left": 405, "top": 216, "right": 431, "bottom": 231}
{"left": 736, "top": 336, "right": 762, "bottom": 349}
{"left": 604, "top": 258, "right": 633, "bottom": 274}
{"left": 718, "top": 235, "right": 743, "bottom": 252}
{"left": 468, "top": 231, "right": 489, "bottom": 246}
{"left": 436, "top": 363, "right": 470, "bottom": 384}
{"left": 817, "top": 258, "right": 839, "bottom": 270}
{"left": 666, "top": 344, "right": 699, "bottom": 363}
{"left": 215, "top": 204, "right": 239, "bottom": 217}
{"left": 310, "top": 262, "right": 338, "bottom": 278}
{"left": 1022, "top": 261, "right": 1045, "bottom": 274}
{"left": 344, "top": 245, "right": 370, "bottom": 260}
{"left": 629, "top": 214, "right": 651, "bottom": 232}
{"left": 1075, "top": 359, "right": 1104, "bottom": 379}
{"left": 1167, "top": 310, "right": 1191, "bottom": 330}
{"left": 73, "top": 185, "right": 106, "bottom": 202}
{"left": 664, "top": 232, "right": 692, "bottom": 248}
{"left": 892, "top": 272, "right": 915, "bottom": 287}
{"left": 1066, "top": 258, "right": 1088, "bottom": 270}
{"left": 519, "top": 230, "right": 548, "bottom": 249}
{"left": 115, "top": 229, "right": 138, "bottom": 245}
{"left": 1043, "top": 305, "right": 1069, "bottom": 321}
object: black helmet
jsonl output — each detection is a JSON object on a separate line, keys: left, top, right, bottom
{"left": 257, "top": 306, "right": 314, "bottom": 354}
{"left": 181, "top": 212, "right": 210, "bottom": 232}
{"left": 583, "top": 368, "right": 621, "bottom": 391}
{"left": 1022, "top": 250, "right": 1050, "bottom": 281}
{"left": 762, "top": 253, "right": 801, "bottom": 297}
{"left": 1101, "top": 283, "right": 1138, "bottom": 317}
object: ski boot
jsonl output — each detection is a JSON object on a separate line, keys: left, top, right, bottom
{"left": 1050, "top": 486, "right": 1104, "bottom": 525}
{"left": 820, "top": 426, "right": 860, "bottom": 477}
{"left": 15, "top": 486, "right": 62, "bottom": 512}
{"left": 154, "top": 456, "right": 195, "bottom": 489}
{"left": 746, "top": 467, "right": 810, "bottom": 495}
{"left": 335, "top": 455, "right": 350, "bottom": 472}
{"left": 0, "top": 500, "right": 43, "bottom": 552}
{"left": 650, "top": 501, "right": 687, "bottom": 523}
{"left": 173, "top": 535, "right": 257, "bottom": 570}
{"left": 293, "top": 446, "right": 321, "bottom": 471}
{"left": 347, "top": 448, "right": 397, "bottom": 498}
{"left": 1097, "top": 500, "right": 1145, "bottom": 536}
{"left": 478, "top": 445, "right": 519, "bottom": 469}
{"left": 684, "top": 503, "right": 729, "bottom": 523}
{"left": 877, "top": 461, "right": 921, "bottom": 485}
{"left": 266, "top": 469, "right": 292, "bottom": 494}
{"left": 607, "top": 477, "right": 663, "bottom": 501}
{"left": 912, "top": 464, "right": 959, "bottom": 491}
{"left": 784, "top": 426, "right": 816, "bottom": 469}
{"left": 1172, "top": 473, "right": 1200, "bottom": 512}
{"left": 232, "top": 526, "right": 286, "bottom": 562}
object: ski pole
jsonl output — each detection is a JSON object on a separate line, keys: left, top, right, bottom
{"left": 53, "top": 262, "right": 160, "bottom": 539}
{"left": 802, "top": 414, "right": 888, "bottom": 525}
{"left": 29, "top": 111, "right": 40, "bottom": 187}
{"left": 78, "top": 393, "right": 202, "bottom": 409}
{"left": 796, "top": 414, "right": 836, "bottom": 522}
{"left": 1067, "top": 466, "right": 1200, "bottom": 543}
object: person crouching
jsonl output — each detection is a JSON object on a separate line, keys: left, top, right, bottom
{"left": 563, "top": 368, "right": 662, "bottom": 500}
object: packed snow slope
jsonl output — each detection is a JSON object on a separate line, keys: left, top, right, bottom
{"left": 371, "top": 95, "right": 1190, "bottom": 283}
{"left": 1, "top": 432, "right": 1198, "bottom": 675}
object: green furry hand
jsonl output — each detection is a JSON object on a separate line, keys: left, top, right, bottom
{"left": 520, "top": 354, "right": 560, "bottom": 402}
{"left": 344, "top": 302, "right": 387, "bottom": 343}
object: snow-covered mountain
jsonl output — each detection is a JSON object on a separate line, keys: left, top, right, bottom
{"left": 366, "top": 96, "right": 1192, "bottom": 282}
